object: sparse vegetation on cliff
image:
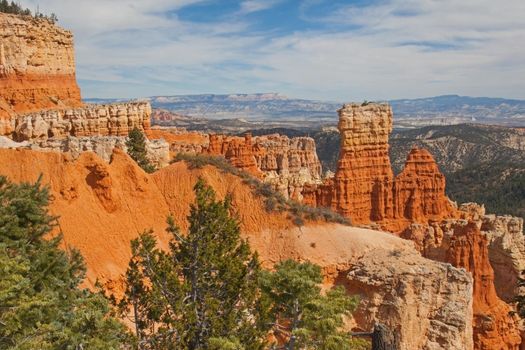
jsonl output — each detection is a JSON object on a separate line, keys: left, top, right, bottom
{"left": 0, "top": 0, "right": 58, "bottom": 23}
{"left": 126, "top": 127, "right": 156, "bottom": 173}
{"left": 0, "top": 176, "right": 127, "bottom": 348}
{"left": 172, "top": 153, "right": 351, "bottom": 226}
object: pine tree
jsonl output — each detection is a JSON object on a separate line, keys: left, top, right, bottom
{"left": 126, "top": 127, "right": 156, "bottom": 173}
{"left": 0, "top": 175, "right": 127, "bottom": 349}
{"left": 259, "top": 260, "right": 366, "bottom": 350}
{"left": 120, "top": 178, "right": 269, "bottom": 349}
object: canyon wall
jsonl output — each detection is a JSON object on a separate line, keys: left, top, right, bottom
{"left": 0, "top": 13, "right": 81, "bottom": 134}
{"left": 253, "top": 134, "right": 323, "bottom": 200}
{"left": 402, "top": 211, "right": 523, "bottom": 349}
{"left": 12, "top": 102, "right": 152, "bottom": 141}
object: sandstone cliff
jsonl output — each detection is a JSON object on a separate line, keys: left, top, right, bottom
{"left": 12, "top": 102, "right": 152, "bottom": 141}
{"left": 253, "top": 134, "right": 322, "bottom": 200}
{"left": 0, "top": 148, "right": 474, "bottom": 349}
{"left": 0, "top": 13, "right": 81, "bottom": 134}
{"left": 28, "top": 136, "right": 169, "bottom": 168}
{"left": 402, "top": 215, "right": 522, "bottom": 349}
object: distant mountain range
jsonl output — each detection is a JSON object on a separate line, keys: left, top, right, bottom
{"left": 84, "top": 94, "right": 525, "bottom": 126}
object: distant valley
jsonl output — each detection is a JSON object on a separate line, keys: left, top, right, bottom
{"left": 85, "top": 93, "right": 525, "bottom": 127}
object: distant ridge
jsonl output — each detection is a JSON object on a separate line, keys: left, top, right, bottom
{"left": 84, "top": 94, "right": 525, "bottom": 126}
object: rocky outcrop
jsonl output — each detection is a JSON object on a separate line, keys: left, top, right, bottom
{"left": 27, "top": 136, "right": 169, "bottom": 168}
{"left": 346, "top": 248, "right": 473, "bottom": 350}
{"left": 331, "top": 103, "right": 394, "bottom": 223}
{"left": 392, "top": 147, "right": 455, "bottom": 225}
{"left": 12, "top": 102, "right": 152, "bottom": 141}
{"left": 206, "top": 133, "right": 261, "bottom": 176}
{"left": 402, "top": 216, "right": 522, "bottom": 349}
{"left": 0, "top": 13, "right": 82, "bottom": 133}
{"left": 253, "top": 134, "right": 322, "bottom": 200}
{"left": 303, "top": 103, "right": 455, "bottom": 229}
{"left": 482, "top": 214, "right": 525, "bottom": 303}
{"left": 0, "top": 148, "right": 475, "bottom": 349}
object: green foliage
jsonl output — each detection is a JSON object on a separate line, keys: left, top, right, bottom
{"left": 126, "top": 127, "right": 156, "bottom": 173}
{"left": 119, "top": 178, "right": 269, "bottom": 349}
{"left": 172, "top": 153, "right": 351, "bottom": 226}
{"left": 260, "top": 260, "right": 362, "bottom": 350}
{"left": 0, "top": 0, "right": 57, "bottom": 22}
{"left": 0, "top": 175, "right": 126, "bottom": 349}
{"left": 447, "top": 164, "right": 525, "bottom": 221}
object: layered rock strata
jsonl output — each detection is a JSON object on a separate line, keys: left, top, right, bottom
{"left": 12, "top": 102, "right": 152, "bottom": 141}
{"left": 253, "top": 134, "right": 323, "bottom": 200}
{"left": 402, "top": 214, "right": 522, "bottom": 349}
{"left": 207, "top": 133, "right": 262, "bottom": 176}
{"left": 345, "top": 248, "right": 473, "bottom": 350}
{"left": 29, "top": 136, "right": 169, "bottom": 168}
{"left": 0, "top": 13, "right": 82, "bottom": 133}
{"left": 303, "top": 103, "right": 455, "bottom": 228}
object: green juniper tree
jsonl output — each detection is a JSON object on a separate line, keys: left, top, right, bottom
{"left": 260, "top": 260, "right": 366, "bottom": 350}
{"left": 126, "top": 127, "right": 156, "bottom": 173}
{"left": 0, "top": 175, "right": 127, "bottom": 349}
{"left": 120, "top": 178, "right": 270, "bottom": 349}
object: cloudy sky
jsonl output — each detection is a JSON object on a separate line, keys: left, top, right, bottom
{"left": 20, "top": 0, "right": 525, "bottom": 101}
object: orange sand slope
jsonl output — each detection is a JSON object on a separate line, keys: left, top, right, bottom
{"left": 0, "top": 147, "right": 409, "bottom": 286}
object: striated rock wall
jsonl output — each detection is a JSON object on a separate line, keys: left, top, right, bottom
{"left": 304, "top": 103, "right": 455, "bottom": 228}
{"left": 29, "top": 136, "right": 169, "bottom": 168}
{"left": 207, "top": 133, "right": 261, "bottom": 176}
{"left": 402, "top": 215, "right": 522, "bottom": 349}
{"left": 0, "top": 13, "right": 81, "bottom": 133}
{"left": 146, "top": 129, "right": 324, "bottom": 199}
{"left": 331, "top": 103, "right": 394, "bottom": 223}
{"left": 253, "top": 134, "right": 322, "bottom": 200}
{"left": 392, "top": 147, "right": 456, "bottom": 224}
{"left": 12, "top": 102, "right": 152, "bottom": 141}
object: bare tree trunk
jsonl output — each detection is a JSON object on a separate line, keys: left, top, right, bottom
{"left": 371, "top": 324, "right": 398, "bottom": 350}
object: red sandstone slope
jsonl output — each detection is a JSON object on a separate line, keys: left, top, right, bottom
{"left": 0, "top": 148, "right": 292, "bottom": 289}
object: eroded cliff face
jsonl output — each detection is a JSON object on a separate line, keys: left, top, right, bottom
{"left": 253, "top": 134, "right": 322, "bottom": 200}
{"left": 0, "top": 147, "right": 475, "bottom": 349}
{"left": 331, "top": 103, "right": 394, "bottom": 223}
{"left": 345, "top": 248, "right": 473, "bottom": 350}
{"left": 391, "top": 147, "right": 456, "bottom": 228}
{"left": 304, "top": 103, "right": 455, "bottom": 229}
{"left": 402, "top": 215, "right": 522, "bottom": 349}
{"left": 0, "top": 13, "right": 81, "bottom": 133}
{"left": 12, "top": 102, "right": 152, "bottom": 141}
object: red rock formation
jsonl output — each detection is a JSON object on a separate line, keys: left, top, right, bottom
{"left": 0, "top": 147, "right": 476, "bottom": 349}
{"left": 447, "top": 222, "right": 521, "bottom": 349}
{"left": 206, "top": 133, "right": 261, "bottom": 176}
{"left": 393, "top": 147, "right": 453, "bottom": 220}
{"left": 304, "top": 103, "right": 455, "bottom": 229}
{"left": 0, "top": 14, "right": 82, "bottom": 135}
{"left": 331, "top": 103, "right": 394, "bottom": 223}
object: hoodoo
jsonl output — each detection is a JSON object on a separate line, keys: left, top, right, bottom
{"left": 303, "top": 102, "right": 456, "bottom": 230}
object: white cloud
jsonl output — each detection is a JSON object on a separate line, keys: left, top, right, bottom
{"left": 18, "top": 0, "right": 525, "bottom": 101}
{"left": 238, "top": 0, "right": 281, "bottom": 14}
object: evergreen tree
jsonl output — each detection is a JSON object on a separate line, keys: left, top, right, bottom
{"left": 126, "top": 127, "right": 156, "bottom": 173}
{"left": 0, "top": 175, "right": 127, "bottom": 349}
{"left": 259, "top": 260, "right": 365, "bottom": 350}
{"left": 120, "top": 178, "right": 269, "bottom": 349}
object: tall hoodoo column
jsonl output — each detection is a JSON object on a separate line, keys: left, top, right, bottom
{"left": 332, "top": 103, "right": 394, "bottom": 224}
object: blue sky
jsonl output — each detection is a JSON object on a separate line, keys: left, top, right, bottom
{"left": 20, "top": 0, "right": 525, "bottom": 101}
